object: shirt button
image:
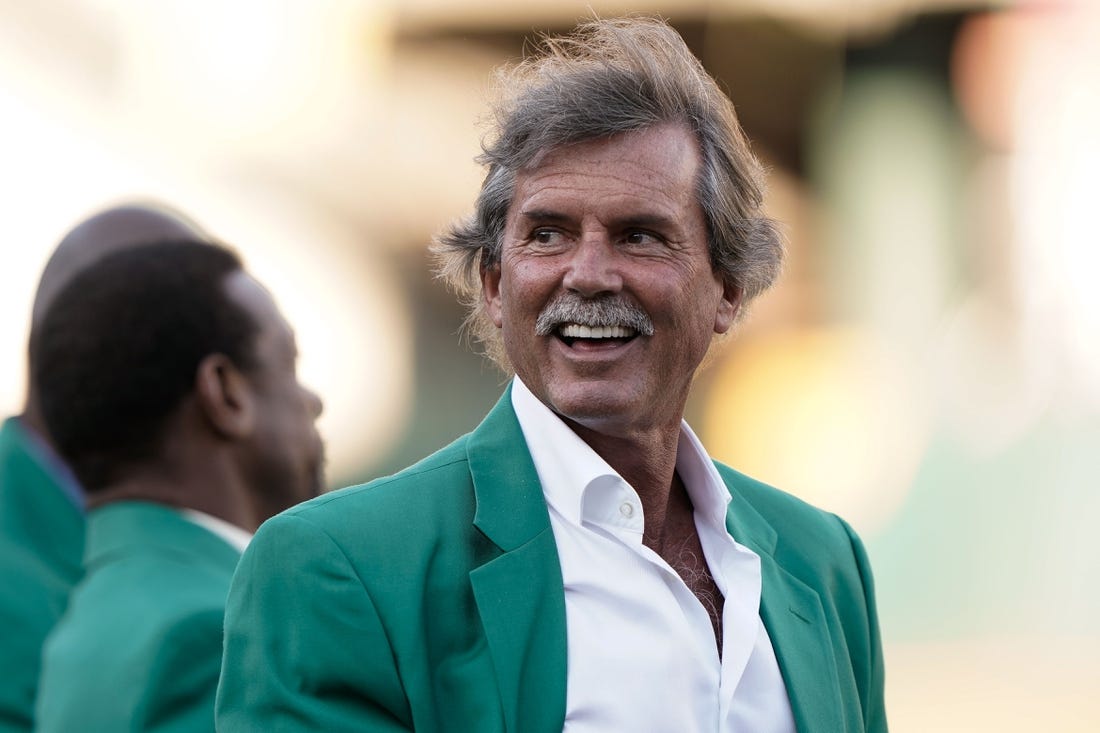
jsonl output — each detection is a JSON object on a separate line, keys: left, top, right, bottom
{"left": 619, "top": 502, "right": 634, "bottom": 518}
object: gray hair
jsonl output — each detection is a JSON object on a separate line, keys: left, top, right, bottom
{"left": 433, "top": 16, "right": 783, "bottom": 370}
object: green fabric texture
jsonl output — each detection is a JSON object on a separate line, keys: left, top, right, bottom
{"left": 0, "top": 417, "right": 84, "bottom": 733}
{"left": 217, "top": 386, "right": 887, "bottom": 732}
{"left": 36, "top": 501, "right": 241, "bottom": 733}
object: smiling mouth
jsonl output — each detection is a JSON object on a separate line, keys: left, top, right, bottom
{"left": 556, "top": 323, "right": 639, "bottom": 347}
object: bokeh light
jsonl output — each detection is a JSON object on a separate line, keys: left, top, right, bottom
{"left": 703, "top": 327, "right": 928, "bottom": 535}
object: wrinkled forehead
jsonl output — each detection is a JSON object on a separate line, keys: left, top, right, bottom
{"left": 507, "top": 123, "right": 704, "bottom": 219}
{"left": 509, "top": 123, "right": 705, "bottom": 201}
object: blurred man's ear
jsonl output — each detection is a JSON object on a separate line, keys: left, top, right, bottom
{"left": 195, "top": 354, "right": 254, "bottom": 439}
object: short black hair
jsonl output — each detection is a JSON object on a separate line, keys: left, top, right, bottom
{"left": 31, "top": 239, "right": 259, "bottom": 492}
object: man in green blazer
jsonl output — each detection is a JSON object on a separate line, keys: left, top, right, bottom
{"left": 218, "top": 17, "right": 887, "bottom": 733}
{"left": 32, "top": 240, "right": 325, "bottom": 732}
{"left": 0, "top": 203, "right": 205, "bottom": 733}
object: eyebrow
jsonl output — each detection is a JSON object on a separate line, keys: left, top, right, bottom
{"left": 614, "top": 213, "right": 678, "bottom": 231}
{"left": 515, "top": 209, "right": 678, "bottom": 231}
{"left": 514, "top": 209, "right": 573, "bottom": 224}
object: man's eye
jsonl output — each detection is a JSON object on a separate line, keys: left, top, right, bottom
{"left": 532, "top": 229, "right": 559, "bottom": 244}
{"left": 624, "top": 231, "right": 660, "bottom": 246}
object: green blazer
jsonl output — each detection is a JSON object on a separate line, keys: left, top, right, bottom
{"left": 0, "top": 417, "right": 83, "bottom": 733}
{"left": 36, "top": 501, "right": 242, "bottom": 733}
{"left": 217, "top": 387, "right": 887, "bottom": 732}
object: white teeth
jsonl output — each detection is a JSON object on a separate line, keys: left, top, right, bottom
{"left": 559, "top": 324, "right": 635, "bottom": 339}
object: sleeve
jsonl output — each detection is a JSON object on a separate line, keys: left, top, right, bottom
{"left": 837, "top": 516, "right": 889, "bottom": 733}
{"left": 215, "top": 513, "right": 412, "bottom": 732}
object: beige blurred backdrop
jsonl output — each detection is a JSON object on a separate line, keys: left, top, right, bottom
{"left": 2, "top": 1, "right": 1097, "bottom": 729}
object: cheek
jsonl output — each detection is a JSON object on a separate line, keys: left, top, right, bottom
{"left": 512, "top": 261, "right": 563, "bottom": 307}
{"left": 497, "top": 272, "right": 533, "bottom": 323}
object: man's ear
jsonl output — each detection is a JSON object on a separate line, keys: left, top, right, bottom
{"left": 195, "top": 354, "right": 254, "bottom": 439}
{"left": 714, "top": 280, "right": 743, "bottom": 335}
{"left": 481, "top": 262, "right": 504, "bottom": 328}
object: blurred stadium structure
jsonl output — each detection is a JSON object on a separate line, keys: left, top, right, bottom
{"left": 2, "top": 1, "right": 1097, "bottom": 729}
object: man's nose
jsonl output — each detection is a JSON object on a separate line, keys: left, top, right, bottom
{"left": 562, "top": 234, "right": 623, "bottom": 297}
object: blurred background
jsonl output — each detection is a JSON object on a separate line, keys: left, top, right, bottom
{"left": 2, "top": 0, "right": 1097, "bottom": 729}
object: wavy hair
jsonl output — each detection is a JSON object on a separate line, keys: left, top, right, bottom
{"left": 433, "top": 16, "right": 783, "bottom": 369}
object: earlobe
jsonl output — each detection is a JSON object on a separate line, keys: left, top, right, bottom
{"left": 195, "top": 355, "right": 254, "bottom": 439}
{"left": 714, "top": 282, "right": 743, "bottom": 334}
{"left": 481, "top": 263, "right": 504, "bottom": 328}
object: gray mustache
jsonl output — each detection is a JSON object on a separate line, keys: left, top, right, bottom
{"left": 535, "top": 295, "right": 654, "bottom": 336}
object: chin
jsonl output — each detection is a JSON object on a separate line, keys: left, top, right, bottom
{"left": 547, "top": 388, "right": 637, "bottom": 425}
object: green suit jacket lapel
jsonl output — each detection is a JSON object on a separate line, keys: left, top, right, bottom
{"left": 466, "top": 385, "right": 568, "bottom": 733}
{"left": 461, "top": 389, "right": 847, "bottom": 733}
{"left": 722, "top": 479, "right": 844, "bottom": 733}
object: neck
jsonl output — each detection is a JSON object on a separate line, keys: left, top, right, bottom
{"left": 567, "top": 417, "right": 683, "bottom": 544}
{"left": 89, "top": 463, "right": 259, "bottom": 532}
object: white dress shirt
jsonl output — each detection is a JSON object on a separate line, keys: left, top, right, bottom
{"left": 180, "top": 508, "right": 252, "bottom": 554}
{"left": 512, "top": 378, "right": 796, "bottom": 732}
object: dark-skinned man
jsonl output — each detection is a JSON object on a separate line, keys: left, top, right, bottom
{"left": 0, "top": 203, "right": 203, "bottom": 733}
{"left": 32, "top": 239, "right": 324, "bottom": 732}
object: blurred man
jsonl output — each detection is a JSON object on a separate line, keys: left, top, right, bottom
{"left": 0, "top": 204, "right": 202, "bottom": 733}
{"left": 32, "top": 240, "right": 324, "bottom": 732}
{"left": 218, "top": 17, "right": 887, "bottom": 733}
